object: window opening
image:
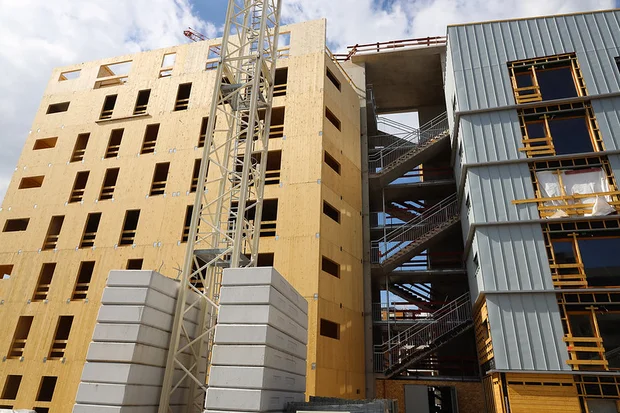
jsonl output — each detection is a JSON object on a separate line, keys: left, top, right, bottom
{"left": 0, "top": 265, "right": 13, "bottom": 279}
{"left": 322, "top": 256, "right": 340, "bottom": 278}
{"left": 198, "top": 117, "right": 210, "bottom": 147}
{"left": 326, "top": 67, "right": 341, "bottom": 91}
{"left": 269, "top": 107, "right": 285, "bottom": 138}
{"left": 182, "top": 205, "right": 193, "bottom": 242}
{"left": 265, "top": 150, "right": 282, "bottom": 185}
{"left": 150, "top": 163, "right": 170, "bottom": 196}
{"left": 133, "top": 89, "right": 151, "bottom": 115}
{"left": 141, "top": 124, "right": 160, "bottom": 154}
{"left": 320, "top": 318, "right": 340, "bottom": 339}
{"left": 206, "top": 45, "right": 221, "bottom": 70}
{"left": 69, "top": 171, "right": 89, "bottom": 203}
{"left": 126, "top": 259, "right": 143, "bottom": 270}
{"left": 160, "top": 53, "right": 176, "bottom": 77}
{"left": 260, "top": 199, "right": 278, "bottom": 237}
{"left": 34, "top": 408, "right": 49, "bottom": 413}
{"left": 99, "top": 168, "right": 119, "bottom": 201}
{"left": 8, "top": 316, "right": 33, "bottom": 359}
{"left": 105, "top": 129, "right": 123, "bottom": 158}
{"left": 80, "top": 213, "right": 101, "bottom": 248}
{"left": 3, "top": 219, "right": 29, "bottom": 232}
{"left": 58, "top": 70, "right": 80, "bottom": 81}
{"left": 174, "top": 83, "right": 192, "bottom": 111}
{"left": 119, "top": 210, "right": 140, "bottom": 246}
{"left": 323, "top": 201, "right": 340, "bottom": 223}
{"left": 1, "top": 375, "right": 22, "bottom": 400}
{"left": 257, "top": 253, "right": 274, "bottom": 267}
{"left": 70, "top": 133, "right": 90, "bottom": 163}
{"left": 46, "top": 102, "right": 69, "bottom": 114}
{"left": 33, "top": 263, "right": 56, "bottom": 301}
{"left": 48, "top": 316, "right": 73, "bottom": 360}
{"left": 273, "top": 67, "right": 288, "bottom": 97}
{"left": 190, "top": 159, "right": 201, "bottom": 192}
{"left": 325, "top": 107, "right": 341, "bottom": 131}
{"left": 72, "top": 261, "right": 95, "bottom": 300}
{"left": 324, "top": 151, "right": 341, "bottom": 174}
{"left": 95, "top": 61, "right": 131, "bottom": 88}
{"left": 19, "top": 175, "right": 44, "bottom": 189}
{"left": 42, "top": 216, "right": 64, "bottom": 250}
{"left": 33, "top": 137, "right": 57, "bottom": 150}
{"left": 99, "top": 95, "right": 117, "bottom": 120}
{"left": 36, "top": 376, "right": 58, "bottom": 402}
{"left": 616, "top": 57, "right": 620, "bottom": 73}
{"left": 277, "top": 32, "right": 291, "bottom": 58}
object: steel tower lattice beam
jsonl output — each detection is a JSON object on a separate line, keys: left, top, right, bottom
{"left": 158, "top": 1, "right": 282, "bottom": 412}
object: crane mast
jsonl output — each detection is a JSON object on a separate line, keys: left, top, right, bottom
{"left": 158, "top": 1, "right": 282, "bottom": 411}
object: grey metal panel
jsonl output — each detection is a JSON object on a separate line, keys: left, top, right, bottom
{"left": 592, "top": 96, "right": 620, "bottom": 151}
{"left": 460, "top": 110, "right": 526, "bottom": 163}
{"left": 448, "top": 10, "right": 620, "bottom": 112}
{"left": 404, "top": 385, "right": 430, "bottom": 413}
{"left": 467, "top": 164, "right": 538, "bottom": 223}
{"left": 608, "top": 153, "right": 620, "bottom": 173}
{"left": 465, "top": 242, "right": 482, "bottom": 302}
{"left": 476, "top": 224, "right": 553, "bottom": 292}
{"left": 486, "top": 293, "right": 570, "bottom": 371}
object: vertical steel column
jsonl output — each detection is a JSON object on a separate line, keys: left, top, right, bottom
{"left": 158, "top": 1, "right": 282, "bottom": 412}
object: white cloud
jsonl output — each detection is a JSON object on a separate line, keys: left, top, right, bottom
{"left": 0, "top": 0, "right": 213, "bottom": 206}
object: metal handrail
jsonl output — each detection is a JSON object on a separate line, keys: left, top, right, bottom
{"left": 334, "top": 36, "right": 447, "bottom": 62}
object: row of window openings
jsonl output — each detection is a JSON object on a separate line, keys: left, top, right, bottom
{"left": 1, "top": 374, "right": 57, "bottom": 407}
{"left": 7, "top": 315, "right": 73, "bottom": 361}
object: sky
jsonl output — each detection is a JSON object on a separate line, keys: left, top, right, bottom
{"left": 0, "top": 0, "right": 617, "bottom": 205}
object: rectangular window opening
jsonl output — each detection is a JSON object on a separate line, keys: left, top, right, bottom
{"left": 277, "top": 33, "right": 291, "bottom": 58}
{"left": 3, "top": 218, "right": 29, "bottom": 233}
{"left": 190, "top": 159, "right": 201, "bottom": 193}
{"left": 36, "top": 376, "right": 58, "bottom": 402}
{"left": 119, "top": 210, "right": 140, "bottom": 246}
{"left": 320, "top": 318, "right": 340, "bottom": 340}
{"left": 42, "top": 216, "right": 64, "bottom": 251}
{"left": 174, "top": 83, "right": 192, "bottom": 111}
{"left": 261, "top": 199, "right": 278, "bottom": 237}
{"left": 19, "top": 175, "right": 44, "bottom": 189}
{"left": 206, "top": 45, "right": 221, "bottom": 70}
{"left": 58, "top": 69, "right": 80, "bottom": 81}
{"left": 326, "top": 67, "right": 341, "bottom": 91}
{"left": 48, "top": 317, "right": 73, "bottom": 360}
{"left": 70, "top": 133, "right": 90, "bottom": 163}
{"left": 105, "top": 129, "right": 124, "bottom": 158}
{"left": 46, "top": 102, "right": 70, "bottom": 114}
{"left": 616, "top": 57, "right": 620, "bottom": 73}
{"left": 1, "top": 375, "right": 22, "bottom": 400}
{"left": 126, "top": 258, "right": 143, "bottom": 270}
{"left": 69, "top": 171, "right": 89, "bottom": 203}
{"left": 33, "top": 137, "right": 58, "bottom": 150}
{"left": 150, "top": 162, "right": 170, "bottom": 196}
{"left": 324, "top": 151, "right": 341, "bottom": 175}
{"left": 8, "top": 316, "right": 33, "bottom": 359}
{"left": 160, "top": 53, "right": 176, "bottom": 77}
{"left": 72, "top": 261, "right": 95, "bottom": 300}
{"left": 95, "top": 61, "right": 131, "bottom": 88}
{"left": 322, "top": 256, "right": 340, "bottom": 278}
{"left": 325, "top": 107, "right": 341, "bottom": 131}
{"left": 99, "top": 168, "right": 119, "bottom": 201}
{"left": 34, "top": 408, "right": 49, "bottom": 413}
{"left": 182, "top": 205, "right": 193, "bottom": 243}
{"left": 141, "top": 123, "right": 160, "bottom": 154}
{"left": 257, "top": 253, "right": 274, "bottom": 267}
{"left": 265, "top": 150, "right": 282, "bottom": 185}
{"left": 323, "top": 201, "right": 340, "bottom": 223}
{"left": 133, "top": 89, "right": 151, "bottom": 115}
{"left": 33, "top": 263, "right": 56, "bottom": 301}
{"left": 80, "top": 213, "right": 101, "bottom": 248}
{"left": 198, "top": 117, "right": 210, "bottom": 147}
{"left": 273, "top": 67, "right": 288, "bottom": 97}
{"left": 0, "top": 264, "right": 13, "bottom": 280}
{"left": 269, "top": 107, "right": 285, "bottom": 139}
{"left": 100, "top": 95, "right": 118, "bottom": 120}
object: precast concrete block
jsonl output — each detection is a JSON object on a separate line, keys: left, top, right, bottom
{"left": 92, "top": 324, "right": 171, "bottom": 349}
{"left": 107, "top": 270, "right": 179, "bottom": 298}
{"left": 81, "top": 362, "right": 165, "bottom": 386}
{"left": 101, "top": 287, "right": 176, "bottom": 315}
{"left": 76, "top": 383, "right": 189, "bottom": 406}
{"left": 73, "top": 405, "right": 158, "bottom": 413}
{"left": 217, "top": 305, "right": 307, "bottom": 344}
{"left": 214, "top": 324, "right": 306, "bottom": 359}
{"left": 219, "top": 286, "right": 307, "bottom": 329}
{"left": 209, "top": 366, "right": 306, "bottom": 392}
{"left": 86, "top": 342, "right": 168, "bottom": 367}
{"left": 97, "top": 306, "right": 176, "bottom": 331}
{"left": 222, "top": 267, "right": 308, "bottom": 315}
{"left": 205, "top": 388, "right": 304, "bottom": 412}
{"left": 211, "top": 345, "right": 306, "bottom": 376}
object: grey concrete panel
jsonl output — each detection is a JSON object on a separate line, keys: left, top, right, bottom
{"left": 86, "top": 342, "right": 169, "bottom": 367}
{"left": 205, "top": 388, "right": 304, "bottom": 412}
{"left": 107, "top": 270, "right": 179, "bottom": 298}
{"left": 219, "top": 286, "right": 307, "bottom": 328}
{"left": 211, "top": 345, "right": 306, "bottom": 376}
{"left": 209, "top": 366, "right": 306, "bottom": 392}
{"left": 592, "top": 96, "right": 620, "bottom": 151}
{"left": 73, "top": 405, "right": 158, "bottom": 413}
{"left": 101, "top": 287, "right": 176, "bottom": 315}
{"left": 75, "top": 382, "right": 161, "bottom": 406}
{"left": 81, "top": 363, "right": 165, "bottom": 386}
{"left": 92, "top": 324, "right": 171, "bottom": 349}
{"left": 222, "top": 267, "right": 308, "bottom": 314}
{"left": 218, "top": 305, "right": 308, "bottom": 343}
{"left": 97, "top": 306, "right": 175, "bottom": 332}
{"left": 214, "top": 324, "right": 307, "bottom": 360}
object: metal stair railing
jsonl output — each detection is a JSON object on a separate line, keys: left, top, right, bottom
{"left": 369, "top": 112, "right": 449, "bottom": 175}
{"left": 370, "top": 193, "right": 459, "bottom": 265}
{"left": 374, "top": 292, "right": 472, "bottom": 373}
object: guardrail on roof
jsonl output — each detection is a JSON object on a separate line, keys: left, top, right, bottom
{"left": 333, "top": 36, "right": 447, "bottom": 62}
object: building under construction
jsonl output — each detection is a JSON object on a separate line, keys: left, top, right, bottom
{"left": 1, "top": 7, "right": 620, "bottom": 413}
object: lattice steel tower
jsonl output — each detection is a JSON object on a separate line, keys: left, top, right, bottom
{"left": 158, "top": 1, "right": 282, "bottom": 411}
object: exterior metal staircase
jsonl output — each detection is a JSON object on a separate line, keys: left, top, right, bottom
{"left": 369, "top": 112, "right": 450, "bottom": 187}
{"left": 374, "top": 293, "right": 473, "bottom": 378}
{"left": 371, "top": 193, "right": 460, "bottom": 275}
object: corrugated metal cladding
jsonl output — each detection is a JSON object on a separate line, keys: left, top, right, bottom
{"left": 608, "top": 153, "right": 620, "bottom": 172}
{"left": 466, "top": 246, "right": 483, "bottom": 300}
{"left": 475, "top": 224, "right": 553, "bottom": 292}
{"left": 467, "top": 163, "right": 538, "bottom": 223}
{"left": 448, "top": 10, "right": 620, "bottom": 112}
{"left": 460, "top": 110, "right": 526, "bottom": 163}
{"left": 593, "top": 96, "right": 620, "bottom": 150}
{"left": 486, "top": 293, "right": 570, "bottom": 371}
